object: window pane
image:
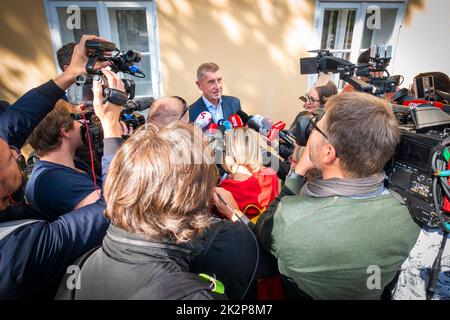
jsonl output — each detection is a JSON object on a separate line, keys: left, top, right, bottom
{"left": 362, "top": 8, "right": 398, "bottom": 49}
{"left": 108, "top": 9, "right": 150, "bottom": 52}
{"left": 321, "top": 9, "right": 356, "bottom": 50}
{"left": 57, "top": 7, "right": 99, "bottom": 44}
{"left": 109, "top": 8, "right": 151, "bottom": 96}
{"left": 122, "top": 56, "right": 152, "bottom": 97}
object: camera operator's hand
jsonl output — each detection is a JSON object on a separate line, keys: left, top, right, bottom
{"left": 294, "top": 142, "right": 315, "bottom": 176}
{"left": 213, "top": 187, "right": 243, "bottom": 222}
{"left": 54, "top": 35, "right": 113, "bottom": 90}
{"left": 119, "top": 121, "right": 134, "bottom": 137}
{"left": 92, "top": 68, "right": 125, "bottom": 138}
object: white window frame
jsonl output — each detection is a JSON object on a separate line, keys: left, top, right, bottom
{"left": 43, "top": 0, "right": 163, "bottom": 98}
{"left": 309, "top": 1, "right": 406, "bottom": 89}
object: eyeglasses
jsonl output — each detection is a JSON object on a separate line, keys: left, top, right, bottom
{"left": 2, "top": 146, "right": 26, "bottom": 172}
{"left": 305, "top": 93, "right": 320, "bottom": 104}
{"left": 309, "top": 115, "right": 329, "bottom": 141}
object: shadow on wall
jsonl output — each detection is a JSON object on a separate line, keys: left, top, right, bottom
{"left": 0, "top": 1, "right": 56, "bottom": 103}
{"left": 404, "top": 0, "right": 426, "bottom": 26}
{"left": 157, "top": 0, "right": 314, "bottom": 120}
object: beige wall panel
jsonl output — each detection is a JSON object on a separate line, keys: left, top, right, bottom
{"left": 158, "top": 0, "right": 315, "bottom": 125}
{"left": 0, "top": 0, "right": 57, "bottom": 103}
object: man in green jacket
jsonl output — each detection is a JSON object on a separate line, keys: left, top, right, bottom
{"left": 214, "top": 92, "right": 420, "bottom": 299}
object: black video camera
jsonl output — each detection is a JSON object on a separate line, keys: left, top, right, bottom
{"left": 385, "top": 105, "right": 450, "bottom": 231}
{"left": 70, "top": 40, "right": 145, "bottom": 106}
{"left": 355, "top": 45, "right": 401, "bottom": 96}
{"left": 72, "top": 97, "right": 153, "bottom": 174}
{"left": 299, "top": 45, "right": 402, "bottom": 97}
{"left": 85, "top": 40, "right": 144, "bottom": 78}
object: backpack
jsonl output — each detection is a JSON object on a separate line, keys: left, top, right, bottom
{"left": 55, "top": 245, "right": 227, "bottom": 300}
{"left": 129, "top": 272, "right": 226, "bottom": 300}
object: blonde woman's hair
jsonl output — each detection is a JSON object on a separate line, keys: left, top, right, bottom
{"left": 223, "top": 127, "right": 263, "bottom": 174}
{"left": 104, "top": 122, "right": 218, "bottom": 243}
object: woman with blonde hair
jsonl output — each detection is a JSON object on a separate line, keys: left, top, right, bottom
{"left": 219, "top": 128, "right": 279, "bottom": 222}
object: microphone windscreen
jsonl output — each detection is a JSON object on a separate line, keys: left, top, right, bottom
{"left": 273, "top": 120, "right": 286, "bottom": 131}
{"left": 229, "top": 114, "right": 244, "bottom": 128}
{"left": 223, "top": 120, "right": 233, "bottom": 131}
{"left": 247, "top": 115, "right": 264, "bottom": 132}
{"left": 261, "top": 117, "right": 273, "bottom": 130}
{"left": 236, "top": 110, "right": 250, "bottom": 125}
{"left": 195, "top": 111, "right": 212, "bottom": 129}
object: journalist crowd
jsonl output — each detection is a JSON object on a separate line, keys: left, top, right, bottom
{"left": 1, "top": 34, "right": 450, "bottom": 301}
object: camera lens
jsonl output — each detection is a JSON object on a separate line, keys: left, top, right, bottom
{"left": 125, "top": 50, "right": 141, "bottom": 63}
{"left": 75, "top": 74, "right": 88, "bottom": 85}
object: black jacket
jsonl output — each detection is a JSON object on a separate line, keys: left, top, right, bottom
{"left": 64, "top": 217, "right": 278, "bottom": 300}
{"left": 0, "top": 80, "right": 118, "bottom": 299}
{"left": 66, "top": 224, "right": 218, "bottom": 300}
{"left": 189, "top": 95, "right": 241, "bottom": 123}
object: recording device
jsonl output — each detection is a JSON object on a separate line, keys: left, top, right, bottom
{"left": 413, "top": 75, "right": 436, "bottom": 101}
{"left": 236, "top": 110, "right": 295, "bottom": 149}
{"left": 70, "top": 40, "right": 145, "bottom": 106}
{"left": 85, "top": 40, "right": 144, "bottom": 77}
{"left": 385, "top": 104, "right": 450, "bottom": 231}
{"left": 194, "top": 111, "right": 213, "bottom": 130}
{"left": 385, "top": 129, "right": 450, "bottom": 231}
{"left": 291, "top": 109, "right": 325, "bottom": 147}
{"left": 72, "top": 97, "right": 151, "bottom": 173}
{"left": 300, "top": 45, "right": 400, "bottom": 96}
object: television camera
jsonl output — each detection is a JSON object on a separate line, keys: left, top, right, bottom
{"left": 69, "top": 40, "right": 151, "bottom": 175}
{"left": 299, "top": 45, "right": 401, "bottom": 97}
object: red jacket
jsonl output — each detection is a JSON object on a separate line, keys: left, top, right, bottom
{"left": 220, "top": 167, "right": 279, "bottom": 221}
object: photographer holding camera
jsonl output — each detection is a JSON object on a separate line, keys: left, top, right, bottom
{"left": 25, "top": 66, "right": 126, "bottom": 220}
{"left": 214, "top": 92, "right": 421, "bottom": 299}
{"left": 0, "top": 35, "right": 126, "bottom": 299}
{"left": 25, "top": 99, "right": 102, "bottom": 219}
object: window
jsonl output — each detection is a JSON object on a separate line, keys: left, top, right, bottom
{"left": 310, "top": 1, "right": 406, "bottom": 88}
{"left": 44, "top": 1, "right": 162, "bottom": 98}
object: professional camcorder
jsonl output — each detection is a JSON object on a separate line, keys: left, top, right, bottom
{"left": 69, "top": 40, "right": 145, "bottom": 106}
{"left": 72, "top": 97, "right": 154, "bottom": 174}
{"left": 299, "top": 45, "right": 401, "bottom": 97}
{"left": 68, "top": 40, "right": 150, "bottom": 174}
{"left": 385, "top": 105, "right": 450, "bottom": 232}
{"left": 298, "top": 46, "right": 450, "bottom": 230}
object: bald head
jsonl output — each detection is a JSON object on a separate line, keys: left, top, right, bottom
{"left": 147, "top": 97, "right": 188, "bottom": 127}
{"left": 0, "top": 139, "right": 23, "bottom": 210}
{"left": 0, "top": 139, "right": 10, "bottom": 172}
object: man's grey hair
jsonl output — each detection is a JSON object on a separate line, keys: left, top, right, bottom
{"left": 196, "top": 62, "right": 220, "bottom": 80}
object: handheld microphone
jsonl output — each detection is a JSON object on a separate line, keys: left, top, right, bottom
{"left": 231, "top": 111, "right": 285, "bottom": 161}
{"left": 205, "top": 122, "right": 218, "bottom": 134}
{"left": 236, "top": 110, "right": 250, "bottom": 125}
{"left": 222, "top": 120, "right": 233, "bottom": 131}
{"left": 229, "top": 113, "right": 244, "bottom": 128}
{"left": 194, "top": 111, "right": 213, "bottom": 130}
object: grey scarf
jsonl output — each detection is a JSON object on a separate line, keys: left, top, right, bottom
{"left": 300, "top": 173, "right": 386, "bottom": 198}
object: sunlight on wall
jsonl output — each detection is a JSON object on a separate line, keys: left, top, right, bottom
{"left": 156, "top": 0, "right": 315, "bottom": 123}
{"left": 0, "top": 50, "right": 55, "bottom": 102}
{"left": 257, "top": 0, "right": 276, "bottom": 26}
{"left": 214, "top": 11, "right": 245, "bottom": 45}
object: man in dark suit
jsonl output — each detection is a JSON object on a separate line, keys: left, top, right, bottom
{"left": 189, "top": 62, "right": 241, "bottom": 123}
